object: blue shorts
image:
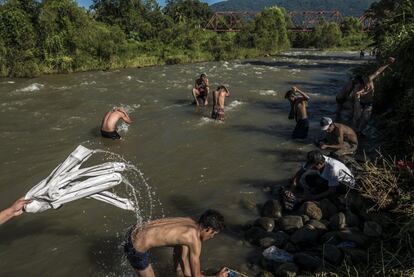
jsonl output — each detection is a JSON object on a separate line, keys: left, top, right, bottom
{"left": 124, "top": 227, "right": 150, "bottom": 271}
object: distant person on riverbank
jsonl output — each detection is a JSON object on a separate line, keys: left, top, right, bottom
{"left": 124, "top": 210, "right": 228, "bottom": 277}
{"left": 101, "top": 107, "right": 132, "bottom": 139}
{"left": 335, "top": 75, "right": 364, "bottom": 122}
{"left": 352, "top": 57, "right": 395, "bottom": 133}
{"left": 0, "top": 197, "right": 31, "bottom": 225}
{"left": 212, "top": 86, "right": 230, "bottom": 121}
{"left": 317, "top": 117, "right": 358, "bottom": 156}
{"left": 285, "top": 86, "right": 310, "bottom": 139}
{"left": 360, "top": 50, "right": 365, "bottom": 58}
{"left": 192, "top": 73, "right": 210, "bottom": 106}
{"left": 289, "top": 150, "right": 355, "bottom": 201}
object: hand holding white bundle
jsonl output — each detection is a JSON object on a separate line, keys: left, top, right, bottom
{"left": 24, "top": 145, "right": 135, "bottom": 213}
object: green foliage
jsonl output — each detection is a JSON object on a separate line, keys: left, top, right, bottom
{"left": 164, "top": 0, "right": 212, "bottom": 24}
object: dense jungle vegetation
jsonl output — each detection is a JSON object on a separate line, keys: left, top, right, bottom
{"left": 0, "top": 0, "right": 368, "bottom": 77}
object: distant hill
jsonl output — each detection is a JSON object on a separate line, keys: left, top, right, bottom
{"left": 210, "top": 0, "right": 377, "bottom": 16}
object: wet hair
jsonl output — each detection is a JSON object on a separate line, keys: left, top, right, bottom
{"left": 306, "top": 150, "right": 325, "bottom": 166}
{"left": 200, "top": 73, "right": 207, "bottom": 78}
{"left": 217, "top": 85, "right": 229, "bottom": 93}
{"left": 198, "top": 209, "right": 225, "bottom": 232}
{"left": 285, "top": 90, "right": 295, "bottom": 99}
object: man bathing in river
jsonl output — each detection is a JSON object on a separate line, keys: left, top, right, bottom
{"left": 124, "top": 210, "right": 228, "bottom": 277}
{"left": 285, "top": 86, "right": 310, "bottom": 139}
{"left": 192, "top": 73, "right": 210, "bottom": 106}
{"left": 317, "top": 117, "right": 358, "bottom": 156}
{"left": 101, "top": 107, "right": 132, "bottom": 139}
{"left": 211, "top": 86, "right": 230, "bottom": 121}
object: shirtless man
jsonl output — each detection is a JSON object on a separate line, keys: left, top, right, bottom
{"left": 192, "top": 74, "right": 209, "bottom": 106}
{"left": 353, "top": 57, "right": 395, "bottom": 132}
{"left": 335, "top": 75, "right": 364, "bottom": 122}
{"left": 285, "top": 86, "right": 310, "bottom": 139}
{"left": 124, "top": 210, "right": 228, "bottom": 277}
{"left": 211, "top": 86, "right": 230, "bottom": 121}
{"left": 100, "top": 107, "right": 132, "bottom": 139}
{"left": 318, "top": 117, "right": 358, "bottom": 156}
{"left": 0, "top": 197, "right": 31, "bottom": 225}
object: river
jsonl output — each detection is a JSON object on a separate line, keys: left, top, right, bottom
{"left": 0, "top": 50, "right": 367, "bottom": 276}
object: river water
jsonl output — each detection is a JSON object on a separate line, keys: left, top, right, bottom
{"left": 0, "top": 50, "right": 366, "bottom": 276}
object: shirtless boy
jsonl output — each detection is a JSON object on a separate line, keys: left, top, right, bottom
{"left": 211, "top": 86, "right": 230, "bottom": 121}
{"left": 285, "top": 86, "right": 310, "bottom": 139}
{"left": 101, "top": 107, "right": 132, "bottom": 139}
{"left": 192, "top": 74, "right": 210, "bottom": 106}
{"left": 124, "top": 210, "right": 228, "bottom": 277}
{"left": 318, "top": 117, "right": 358, "bottom": 156}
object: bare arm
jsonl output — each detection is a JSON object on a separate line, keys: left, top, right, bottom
{"left": 291, "top": 168, "right": 306, "bottom": 190}
{"left": 321, "top": 128, "right": 344, "bottom": 150}
{"left": 188, "top": 240, "right": 226, "bottom": 277}
{"left": 118, "top": 110, "right": 132, "bottom": 124}
{"left": 293, "top": 86, "right": 310, "bottom": 100}
{"left": 368, "top": 57, "right": 395, "bottom": 82}
{"left": 0, "top": 197, "right": 31, "bottom": 225}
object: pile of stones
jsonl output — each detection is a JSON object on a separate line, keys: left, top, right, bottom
{"left": 243, "top": 190, "right": 383, "bottom": 276}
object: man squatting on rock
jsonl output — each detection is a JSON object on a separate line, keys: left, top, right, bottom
{"left": 318, "top": 117, "right": 358, "bottom": 156}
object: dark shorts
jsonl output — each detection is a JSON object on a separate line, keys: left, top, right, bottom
{"left": 292, "top": 118, "right": 309, "bottom": 139}
{"left": 124, "top": 227, "right": 150, "bottom": 271}
{"left": 101, "top": 130, "right": 121, "bottom": 140}
{"left": 197, "top": 89, "right": 208, "bottom": 99}
{"left": 211, "top": 106, "right": 225, "bottom": 120}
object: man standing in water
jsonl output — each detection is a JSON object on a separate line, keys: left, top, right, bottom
{"left": 192, "top": 73, "right": 210, "bottom": 106}
{"left": 353, "top": 57, "right": 395, "bottom": 133}
{"left": 101, "top": 107, "right": 132, "bottom": 139}
{"left": 124, "top": 209, "right": 228, "bottom": 277}
{"left": 285, "top": 86, "right": 310, "bottom": 139}
{"left": 211, "top": 86, "right": 230, "bottom": 121}
{"left": 318, "top": 117, "right": 358, "bottom": 156}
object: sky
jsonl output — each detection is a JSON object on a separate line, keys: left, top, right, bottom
{"left": 76, "top": 0, "right": 223, "bottom": 8}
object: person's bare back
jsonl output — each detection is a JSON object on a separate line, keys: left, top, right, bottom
{"left": 124, "top": 210, "right": 227, "bottom": 277}
{"left": 100, "top": 108, "right": 132, "bottom": 139}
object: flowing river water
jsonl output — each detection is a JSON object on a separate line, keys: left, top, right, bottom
{"left": 0, "top": 50, "right": 367, "bottom": 276}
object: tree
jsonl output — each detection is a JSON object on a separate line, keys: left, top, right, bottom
{"left": 314, "top": 20, "right": 342, "bottom": 49}
{"left": 164, "top": 0, "right": 212, "bottom": 24}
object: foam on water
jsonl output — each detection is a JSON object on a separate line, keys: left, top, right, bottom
{"left": 1, "top": 81, "right": 15, "bottom": 84}
{"left": 259, "top": 90, "right": 278, "bottom": 96}
{"left": 16, "top": 83, "right": 44, "bottom": 92}
{"left": 227, "top": 100, "right": 245, "bottom": 111}
{"left": 117, "top": 122, "right": 129, "bottom": 133}
{"left": 197, "top": 116, "right": 218, "bottom": 126}
{"left": 80, "top": 80, "right": 97, "bottom": 86}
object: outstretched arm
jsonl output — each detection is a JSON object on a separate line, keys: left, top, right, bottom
{"left": 0, "top": 197, "right": 31, "bottom": 225}
{"left": 292, "top": 86, "right": 310, "bottom": 100}
{"left": 368, "top": 57, "right": 395, "bottom": 82}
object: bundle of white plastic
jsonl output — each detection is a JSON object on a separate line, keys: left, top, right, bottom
{"left": 24, "top": 145, "right": 135, "bottom": 213}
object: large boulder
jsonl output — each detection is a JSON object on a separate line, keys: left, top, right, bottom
{"left": 259, "top": 231, "right": 290, "bottom": 248}
{"left": 245, "top": 226, "right": 268, "bottom": 245}
{"left": 319, "top": 199, "right": 338, "bottom": 219}
{"left": 255, "top": 217, "right": 276, "bottom": 232}
{"left": 322, "top": 244, "right": 344, "bottom": 265}
{"left": 275, "top": 263, "right": 299, "bottom": 277}
{"left": 290, "top": 226, "right": 320, "bottom": 246}
{"left": 262, "top": 200, "right": 283, "bottom": 218}
{"left": 279, "top": 216, "right": 303, "bottom": 233}
{"left": 345, "top": 211, "right": 360, "bottom": 228}
{"left": 293, "top": 253, "right": 322, "bottom": 272}
{"left": 363, "top": 221, "right": 383, "bottom": 238}
{"left": 321, "top": 231, "right": 341, "bottom": 245}
{"left": 300, "top": 202, "right": 322, "bottom": 220}
{"left": 338, "top": 228, "right": 369, "bottom": 247}
{"left": 284, "top": 242, "right": 299, "bottom": 253}
{"left": 307, "top": 220, "right": 328, "bottom": 234}
{"left": 329, "top": 212, "right": 347, "bottom": 230}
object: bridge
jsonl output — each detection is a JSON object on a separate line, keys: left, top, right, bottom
{"left": 205, "top": 11, "right": 374, "bottom": 32}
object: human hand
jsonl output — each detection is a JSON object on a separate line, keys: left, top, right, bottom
{"left": 292, "top": 86, "right": 298, "bottom": 92}
{"left": 215, "top": 267, "right": 229, "bottom": 277}
{"left": 388, "top": 57, "right": 395, "bottom": 64}
{"left": 320, "top": 144, "right": 327, "bottom": 150}
{"left": 9, "top": 197, "right": 32, "bottom": 217}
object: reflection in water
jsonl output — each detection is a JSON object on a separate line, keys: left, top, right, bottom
{"left": 0, "top": 50, "right": 366, "bottom": 276}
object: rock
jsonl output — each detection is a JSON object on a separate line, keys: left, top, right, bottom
{"left": 284, "top": 242, "right": 299, "bottom": 253}
{"left": 262, "top": 200, "right": 283, "bottom": 218}
{"left": 345, "top": 191, "right": 364, "bottom": 214}
{"left": 319, "top": 199, "right": 338, "bottom": 219}
{"left": 307, "top": 220, "right": 328, "bottom": 234}
{"left": 272, "top": 231, "right": 290, "bottom": 248}
{"left": 345, "top": 211, "right": 360, "bottom": 228}
{"left": 275, "top": 263, "right": 299, "bottom": 277}
{"left": 260, "top": 237, "right": 277, "bottom": 248}
{"left": 290, "top": 226, "right": 320, "bottom": 246}
{"left": 255, "top": 217, "right": 276, "bottom": 232}
{"left": 245, "top": 226, "right": 268, "bottom": 244}
{"left": 363, "top": 221, "right": 382, "bottom": 237}
{"left": 329, "top": 213, "right": 346, "bottom": 230}
{"left": 300, "top": 202, "right": 322, "bottom": 220}
{"left": 280, "top": 216, "right": 303, "bottom": 233}
{"left": 321, "top": 244, "right": 344, "bottom": 265}
{"left": 293, "top": 253, "right": 322, "bottom": 272}
{"left": 321, "top": 231, "right": 340, "bottom": 245}
{"left": 258, "top": 271, "right": 274, "bottom": 277}
{"left": 341, "top": 248, "right": 368, "bottom": 264}
{"left": 301, "top": 215, "right": 310, "bottom": 224}
{"left": 338, "top": 228, "right": 369, "bottom": 246}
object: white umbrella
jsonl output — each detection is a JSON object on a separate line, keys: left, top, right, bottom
{"left": 24, "top": 145, "right": 136, "bottom": 213}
